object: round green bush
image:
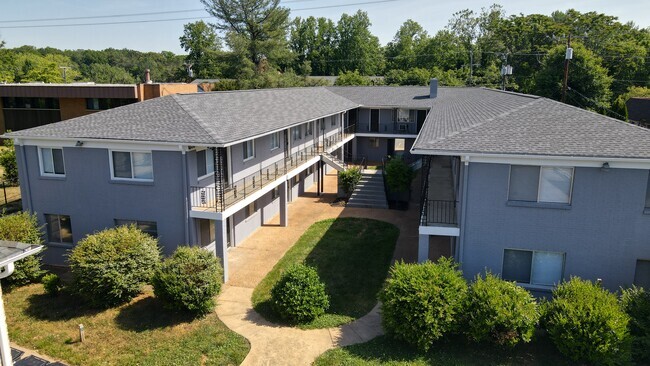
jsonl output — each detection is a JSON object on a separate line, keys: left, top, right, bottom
{"left": 152, "top": 246, "right": 222, "bottom": 315}
{"left": 68, "top": 225, "right": 160, "bottom": 307}
{"left": 42, "top": 273, "right": 62, "bottom": 296}
{"left": 621, "top": 286, "right": 650, "bottom": 363}
{"left": 464, "top": 273, "right": 539, "bottom": 347}
{"left": 543, "top": 277, "right": 631, "bottom": 365}
{"left": 0, "top": 212, "right": 45, "bottom": 289}
{"left": 270, "top": 264, "right": 329, "bottom": 323}
{"left": 379, "top": 258, "right": 468, "bottom": 352}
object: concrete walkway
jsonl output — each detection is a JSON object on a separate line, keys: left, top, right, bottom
{"left": 215, "top": 172, "right": 419, "bottom": 365}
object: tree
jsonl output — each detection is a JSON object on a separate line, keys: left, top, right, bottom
{"left": 385, "top": 20, "right": 429, "bottom": 71}
{"left": 201, "top": 0, "right": 291, "bottom": 68}
{"left": 334, "top": 70, "right": 371, "bottom": 86}
{"left": 289, "top": 16, "right": 337, "bottom": 76}
{"left": 333, "top": 11, "right": 384, "bottom": 75}
{"left": 0, "top": 138, "right": 18, "bottom": 184}
{"left": 86, "top": 63, "right": 136, "bottom": 84}
{"left": 535, "top": 43, "right": 613, "bottom": 110}
{"left": 179, "top": 21, "right": 222, "bottom": 79}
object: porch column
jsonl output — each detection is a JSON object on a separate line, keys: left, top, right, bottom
{"left": 279, "top": 181, "right": 288, "bottom": 227}
{"left": 418, "top": 234, "right": 429, "bottom": 263}
{"left": 215, "top": 218, "right": 229, "bottom": 283}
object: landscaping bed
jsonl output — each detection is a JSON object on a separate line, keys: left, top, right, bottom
{"left": 251, "top": 217, "right": 399, "bottom": 329}
{"left": 4, "top": 284, "right": 250, "bottom": 366}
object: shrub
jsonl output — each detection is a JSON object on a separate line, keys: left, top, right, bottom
{"left": 68, "top": 225, "right": 160, "bottom": 307}
{"left": 464, "top": 273, "right": 539, "bottom": 347}
{"left": 0, "top": 138, "right": 18, "bottom": 184}
{"left": 621, "top": 286, "right": 650, "bottom": 362}
{"left": 270, "top": 264, "right": 329, "bottom": 323}
{"left": 152, "top": 246, "right": 222, "bottom": 315}
{"left": 543, "top": 277, "right": 631, "bottom": 365}
{"left": 335, "top": 70, "right": 371, "bottom": 86}
{"left": 384, "top": 157, "right": 414, "bottom": 193}
{"left": 338, "top": 167, "right": 361, "bottom": 195}
{"left": 379, "top": 258, "right": 468, "bottom": 352}
{"left": 42, "top": 273, "right": 62, "bottom": 296}
{"left": 0, "top": 212, "right": 45, "bottom": 289}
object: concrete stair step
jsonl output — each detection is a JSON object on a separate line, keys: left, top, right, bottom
{"left": 351, "top": 193, "right": 385, "bottom": 199}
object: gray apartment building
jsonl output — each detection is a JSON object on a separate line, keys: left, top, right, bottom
{"left": 5, "top": 83, "right": 650, "bottom": 290}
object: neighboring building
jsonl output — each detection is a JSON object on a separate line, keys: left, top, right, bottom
{"left": 5, "top": 82, "right": 650, "bottom": 290}
{"left": 0, "top": 74, "right": 197, "bottom": 133}
{"left": 412, "top": 88, "right": 650, "bottom": 292}
{"left": 627, "top": 97, "right": 650, "bottom": 128}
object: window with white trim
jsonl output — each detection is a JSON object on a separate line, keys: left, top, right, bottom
{"left": 397, "top": 108, "right": 410, "bottom": 122}
{"left": 270, "top": 132, "right": 280, "bottom": 150}
{"left": 508, "top": 165, "right": 573, "bottom": 204}
{"left": 243, "top": 140, "right": 255, "bottom": 161}
{"left": 305, "top": 122, "right": 313, "bottom": 136}
{"left": 502, "top": 249, "right": 565, "bottom": 286}
{"left": 39, "top": 147, "right": 65, "bottom": 176}
{"left": 292, "top": 126, "right": 302, "bottom": 141}
{"left": 115, "top": 219, "right": 158, "bottom": 238}
{"left": 197, "top": 148, "right": 215, "bottom": 178}
{"left": 45, "top": 214, "right": 73, "bottom": 244}
{"left": 111, "top": 151, "right": 153, "bottom": 180}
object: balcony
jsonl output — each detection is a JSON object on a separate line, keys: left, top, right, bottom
{"left": 420, "top": 156, "right": 459, "bottom": 228}
{"left": 356, "top": 121, "right": 419, "bottom": 135}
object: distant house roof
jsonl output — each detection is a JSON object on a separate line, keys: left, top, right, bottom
{"left": 6, "top": 87, "right": 359, "bottom": 146}
{"left": 412, "top": 88, "right": 650, "bottom": 160}
{"left": 626, "top": 97, "right": 650, "bottom": 127}
{"left": 327, "top": 86, "right": 435, "bottom": 108}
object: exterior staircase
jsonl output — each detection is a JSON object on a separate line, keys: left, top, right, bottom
{"left": 321, "top": 152, "right": 347, "bottom": 172}
{"left": 347, "top": 170, "right": 389, "bottom": 209}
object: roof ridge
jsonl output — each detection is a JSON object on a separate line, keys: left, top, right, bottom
{"left": 170, "top": 94, "right": 218, "bottom": 143}
{"left": 177, "top": 85, "right": 330, "bottom": 96}
{"left": 479, "top": 87, "right": 541, "bottom": 100}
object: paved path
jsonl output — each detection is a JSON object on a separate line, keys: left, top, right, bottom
{"left": 216, "top": 172, "right": 419, "bottom": 366}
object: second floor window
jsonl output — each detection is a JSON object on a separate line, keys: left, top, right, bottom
{"left": 39, "top": 147, "right": 65, "bottom": 176}
{"left": 197, "top": 148, "right": 215, "bottom": 177}
{"left": 292, "top": 126, "right": 302, "bottom": 141}
{"left": 508, "top": 165, "right": 573, "bottom": 204}
{"left": 111, "top": 151, "right": 153, "bottom": 180}
{"left": 305, "top": 122, "right": 313, "bottom": 136}
{"left": 271, "top": 132, "right": 280, "bottom": 150}
{"left": 243, "top": 140, "right": 255, "bottom": 161}
{"left": 45, "top": 214, "right": 73, "bottom": 245}
{"left": 645, "top": 171, "right": 650, "bottom": 209}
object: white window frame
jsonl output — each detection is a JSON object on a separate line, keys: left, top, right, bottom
{"left": 243, "top": 140, "right": 255, "bottom": 162}
{"left": 507, "top": 165, "right": 574, "bottom": 204}
{"left": 502, "top": 248, "right": 566, "bottom": 287}
{"left": 197, "top": 148, "right": 215, "bottom": 180}
{"left": 38, "top": 147, "right": 65, "bottom": 177}
{"left": 397, "top": 108, "right": 410, "bottom": 122}
{"left": 109, "top": 150, "right": 154, "bottom": 182}
{"left": 270, "top": 132, "right": 280, "bottom": 150}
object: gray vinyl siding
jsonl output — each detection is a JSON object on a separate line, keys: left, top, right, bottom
{"left": 356, "top": 136, "right": 388, "bottom": 162}
{"left": 460, "top": 162, "right": 650, "bottom": 291}
{"left": 231, "top": 133, "right": 286, "bottom": 182}
{"left": 17, "top": 145, "right": 186, "bottom": 264}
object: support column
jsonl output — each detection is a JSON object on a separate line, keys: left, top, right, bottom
{"left": 215, "top": 218, "right": 229, "bottom": 283}
{"left": 418, "top": 234, "right": 429, "bottom": 263}
{"left": 319, "top": 161, "right": 325, "bottom": 194}
{"left": 351, "top": 137, "right": 358, "bottom": 160}
{"left": 279, "top": 181, "right": 288, "bottom": 227}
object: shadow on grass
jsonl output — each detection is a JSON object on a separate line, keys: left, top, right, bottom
{"left": 24, "top": 292, "right": 103, "bottom": 321}
{"left": 114, "top": 296, "right": 198, "bottom": 332}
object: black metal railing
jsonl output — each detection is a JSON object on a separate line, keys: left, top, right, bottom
{"left": 422, "top": 200, "right": 458, "bottom": 225}
{"left": 356, "top": 121, "right": 419, "bottom": 134}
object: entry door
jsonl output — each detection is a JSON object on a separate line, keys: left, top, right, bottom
{"left": 387, "top": 139, "right": 395, "bottom": 157}
{"left": 417, "top": 110, "right": 427, "bottom": 132}
{"left": 370, "top": 109, "right": 380, "bottom": 132}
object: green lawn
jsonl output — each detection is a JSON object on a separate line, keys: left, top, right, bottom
{"left": 315, "top": 334, "right": 572, "bottom": 366}
{"left": 252, "top": 217, "right": 399, "bottom": 329}
{"left": 4, "top": 284, "right": 250, "bottom": 366}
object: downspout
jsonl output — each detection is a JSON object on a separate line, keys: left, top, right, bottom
{"left": 180, "top": 147, "right": 190, "bottom": 244}
{"left": 16, "top": 141, "right": 33, "bottom": 212}
{"left": 457, "top": 157, "right": 470, "bottom": 268}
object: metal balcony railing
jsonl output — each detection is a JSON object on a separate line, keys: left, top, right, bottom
{"left": 421, "top": 200, "right": 458, "bottom": 226}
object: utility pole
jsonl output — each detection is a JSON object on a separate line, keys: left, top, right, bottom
{"left": 500, "top": 53, "right": 512, "bottom": 91}
{"left": 561, "top": 34, "right": 573, "bottom": 103}
{"left": 59, "top": 66, "right": 70, "bottom": 83}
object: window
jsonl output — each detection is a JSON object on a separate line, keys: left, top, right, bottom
{"left": 397, "top": 108, "right": 410, "bottom": 122}
{"left": 197, "top": 148, "right": 215, "bottom": 178}
{"left": 293, "top": 174, "right": 300, "bottom": 186}
{"left": 292, "top": 126, "right": 302, "bottom": 141}
{"left": 645, "top": 172, "right": 650, "bottom": 209}
{"left": 243, "top": 140, "right": 255, "bottom": 161}
{"left": 39, "top": 147, "right": 65, "bottom": 176}
{"left": 502, "top": 249, "right": 565, "bottom": 286}
{"left": 508, "top": 165, "right": 573, "bottom": 204}
{"left": 45, "top": 214, "right": 73, "bottom": 244}
{"left": 86, "top": 98, "right": 136, "bottom": 110}
{"left": 305, "top": 122, "right": 313, "bottom": 136}
{"left": 111, "top": 151, "right": 153, "bottom": 180}
{"left": 2, "top": 97, "right": 59, "bottom": 109}
{"left": 270, "top": 132, "right": 280, "bottom": 150}
{"left": 115, "top": 219, "right": 158, "bottom": 238}
{"left": 634, "top": 260, "right": 650, "bottom": 289}
{"left": 369, "top": 138, "right": 380, "bottom": 148}
{"left": 331, "top": 116, "right": 336, "bottom": 127}
{"left": 320, "top": 118, "right": 326, "bottom": 131}
{"left": 272, "top": 186, "right": 280, "bottom": 200}
{"left": 245, "top": 202, "right": 256, "bottom": 218}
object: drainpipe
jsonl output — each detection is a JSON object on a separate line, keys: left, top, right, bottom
{"left": 180, "top": 147, "right": 190, "bottom": 244}
{"left": 457, "top": 157, "right": 470, "bottom": 268}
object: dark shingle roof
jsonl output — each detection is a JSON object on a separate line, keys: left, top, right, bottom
{"left": 6, "top": 87, "right": 358, "bottom": 145}
{"left": 327, "top": 86, "right": 435, "bottom": 108}
{"left": 413, "top": 88, "right": 650, "bottom": 159}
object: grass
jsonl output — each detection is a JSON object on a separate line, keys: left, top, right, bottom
{"left": 4, "top": 284, "right": 250, "bottom": 366}
{"left": 314, "top": 334, "right": 572, "bottom": 366}
{"left": 252, "top": 217, "right": 399, "bottom": 329}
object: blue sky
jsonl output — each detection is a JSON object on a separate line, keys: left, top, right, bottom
{"left": 1, "top": 0, "right": 648, "bottom": 54}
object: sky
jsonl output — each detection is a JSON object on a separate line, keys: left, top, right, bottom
{"left": 0, "top": 0, "right": 649, "bottom": 54}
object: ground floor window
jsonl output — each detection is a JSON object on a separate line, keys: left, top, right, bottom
{"left": 502, "top": 249, "right": 565, "bottom": 286}
{"left": 245, "top": 202, "right": 256, "bottom": 218}
{"left": 369, "top": 138, "right": 380, "bottom": 148}
{"left": 115, "top": 219, "right": 158, "bottom": 238}
{"left": 45, "top": 214, "right": 73, "bottom": 244}
{"left": 634, "top": 259, "right": 650, "bottom": 289}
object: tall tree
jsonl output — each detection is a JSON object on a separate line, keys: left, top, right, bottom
{"left": 86, "top": 63, "right": 136, "bottom": 84}
{"left": 179, "top": 20, "right": 222, "bottom": 79}
{"left": 385, "top": 20, "right": 429, "bottom": 71}
{"left": 201, "top": 0, "right": 291, "bottom": 68}
{"left": 334, "top": 11, "right": 384, "bottom": 75}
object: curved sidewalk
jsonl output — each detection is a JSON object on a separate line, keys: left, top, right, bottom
{"left": 215, "top": 172, "right": 419, "bottom": 365}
